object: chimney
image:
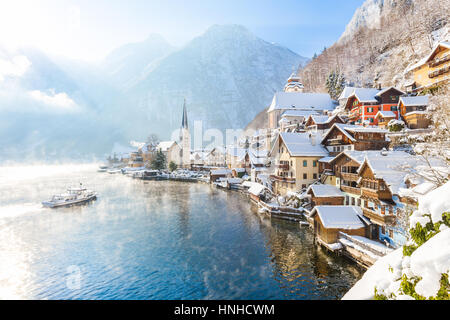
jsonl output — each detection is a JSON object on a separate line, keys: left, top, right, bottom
{"left": 310, "top": 133, "right": 316, "bottom": 146}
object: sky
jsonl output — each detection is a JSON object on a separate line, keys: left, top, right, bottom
{"left": 0, "top": 0, "right": 365, "bottom": 61}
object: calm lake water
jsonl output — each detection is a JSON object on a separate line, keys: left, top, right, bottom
{"left": 0, "top": 164, "right": 363, "bottom": 300}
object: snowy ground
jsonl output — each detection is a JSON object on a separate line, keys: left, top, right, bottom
{"left": 342, "top": 181, "right": 450, "bottom": 300}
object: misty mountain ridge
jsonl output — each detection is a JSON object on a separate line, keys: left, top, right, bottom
{"left": 0, "top": 24, "right": 307, "bottom": 161}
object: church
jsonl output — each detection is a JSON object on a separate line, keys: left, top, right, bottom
{"left": 179, "top": 99, "right": 191, "bottom": 169}
{"left": 267, "top": 73, "right": 337, "bottom": 130}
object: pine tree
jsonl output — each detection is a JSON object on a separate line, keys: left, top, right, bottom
{"left": 169, "top": 161, "right": 178, "bottom": 172}
{"left": 326, "top": 69, "right": 346, "bottom": 100}
{"left": 151, "top": 150, "right": 167, "bottom": 170}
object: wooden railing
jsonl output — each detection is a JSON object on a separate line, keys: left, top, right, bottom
{"left": 341, "top": 172, "right": 359, "bottom": 181}
{"left": 340, "top": 185, "right": 361, "bottom": 195}
{"left": 270, "top": 175, "right": 296, "bottom": 183}
{"left": 338, "top": 232, "right": 385, "bottom": 257}
{"left": 362, "top": 208, "right": 395, "bottom": 225}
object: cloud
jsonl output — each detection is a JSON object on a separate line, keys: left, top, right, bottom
{"left": 28, "top": 89, "right": 79, "bottom": 111}
{"left": 0, "top": 55, "right": 31, "bottom": 81}
{"left": 0, "top": 85, "right": 81, "bottom": 114}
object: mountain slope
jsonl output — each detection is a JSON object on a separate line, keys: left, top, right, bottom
{"left": 300, "top": 0, "right": 450, "bottom": 92}
{"left": 121, "top": 25, "right": 308, "bottom": 141}
{"left": 0, "top": 25, "right": 307, "bottom": 160}
{"left": 100, "top": 34, "right": 174, "bottom": 90}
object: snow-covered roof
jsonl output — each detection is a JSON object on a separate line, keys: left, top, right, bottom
{"left": 404, "top": 110, "right": 429, "bottom": 117}
{"left": 318, "top": 156, "right": 336, "bottom": 163}
{"left": 210, "top": 169, "right": 232, "bottom": 175}
{"left": 280, "top": 132, "right": 328, "bottom": 157}
{"left": 338, "top": 86, "right": 359, "bottom": 101}
{"left": 307, "top": 115, "right": 331, "bottom": 125}
{"left": 267, "top": 92, "right": 337, "bottom": 113}
{"left": 375, "top": 86, "right": 405, "bottom": 97}
{"left": 349, "top": 88, "right": 381, "bottom": 103}
{"left": 357, "top": 150, "right": 420, "bottom": 195}
{"left": 399, "top": 96, "right": 429, "bottom": 107}
{"left": 281, "top": 109, "right": 319, "bottom": 118}
{"left": 312, "top": 206, "right": 366, "bottom": 229}
{"left": 157, "top": 141, "right": 177, "bottom": 152}
{"left": 375, "top": 111, "right": 396, "bottom": 119}
{"left": 248, "top": 183, "right": 268, "bottom": 196}
{"left": 307, "top": 184, "right": 345, "bottom": 198}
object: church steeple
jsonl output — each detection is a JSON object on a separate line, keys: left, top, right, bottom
{"left": 179, "top": 98, "right": 191, "bottom": 169}
{"left": 181, "top": 98, "right": 188, "bottom": 129}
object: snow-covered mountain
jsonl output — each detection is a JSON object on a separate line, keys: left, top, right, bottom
{"left": 119, "top": 25, "right": 307, "bottom": 141}
{"left": 338, "top": 0, "right": 398, "bottom": 43}
{"left": 100, "top": 34, "right": 175, "bottom": 90}
{"left": 0, "top": 24, "right": 307, "bottom": 160}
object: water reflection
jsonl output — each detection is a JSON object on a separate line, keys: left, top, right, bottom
{"left": 0, "top": 164, "right": 363, "bottom": 300}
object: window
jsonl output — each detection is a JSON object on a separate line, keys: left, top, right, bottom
{"left": 302, "top": 184, "right": 306, "bottom": 189}
{"left": 381, "top": 226, "right": 386, "bottom": 234}
{"left": 303, "top": 160, "right": 307, "bottom": 167}
{"left": 370, "top": 117, "right": 374, "bottom": 123}
{"left": 391, "top": 106, "right": 397, "bottom": 111}
{"left": 389, "top": 229, "right": 393, "bottom": 238}
{"left": 313, "top": 161, "right": 317, "bottom": 167}
{"left": 303, "top": 173, "right": 307, "bottom": 179}
{"left": 313, "top": 173, "right": 317, "bottom": 179}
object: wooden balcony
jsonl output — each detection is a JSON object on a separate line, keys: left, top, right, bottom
{"left": 361, "top": 187, "right": 392, "bottom": 200}
{"left": 341, "top": 172, "right": 359, "bottom": 182}
{"left": 270, "top": 175, "right": 296, "bottom": 184}
{"left": 362, "top": 208, "right": 396, "bottom": 225}
{"left": 276, "top": 163, "right": 289, "bottom": 170}
{"left": 340, "top": 185, "right": 361, "bottom": 195}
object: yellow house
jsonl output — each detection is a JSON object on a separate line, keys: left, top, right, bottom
{"left": 270, "top": 132, "right": 327, "bottom": 195}
{"left": 407, "top": 41, "right": 450, "bottom": 91}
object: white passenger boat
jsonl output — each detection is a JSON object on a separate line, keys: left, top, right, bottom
{"left": 42, "top": 185, "right": 97, "bottom": 208}
{"left": 98, "top": 165, "right": 109, "bottom": 172}
{"left": 107, "top": 168, "right": 122, "bottom": 174}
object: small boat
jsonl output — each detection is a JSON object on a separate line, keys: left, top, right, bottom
{"left": 107, "top": 168, "right": 122, "bottom": 174}
{"left": 42, "top": 185, "right": 97, "bottom": 208}
{"left": 98, "top": 165, "right": 109, "bottom": 172}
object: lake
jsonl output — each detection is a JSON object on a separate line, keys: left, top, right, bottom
{"left": 0, "top": 164, "right": 363, "bottom": 300}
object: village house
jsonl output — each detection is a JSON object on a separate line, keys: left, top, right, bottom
{"left": 355, "top": 150, "right": 420, "bottom": 247}
{"left": 226, "top": 146, "right": 247, "bottom": 169}
{"left": 128, "top": 151, "right": 144, "bottom": 168}
{"left": 156, "top": 141, "right": 181, "bottom": 167}
{"left": 310, "top": 206, "right": 369, "bottom": 247}
{"left": 406, "top": 41, "right": 450, "bottom": 92}
{"left": 278, "top": 110, "right": 319, "bottom": 132}
{"left": 267, "top": 91, "right": 337, "bottom": 130}
{"left": 138, "top": 143, "right": 155, "bottom": 167}
{"left": 306, "top": 184, "right": 345, "bottom": 207}
{"left": 305, "top": 114, "right": 344, "bottom": 132}
{"left": 270, "top": 132, "right": 328, "bottom": 195}
{"left": 204, "top": 146, "right": 226, "bottom": 167}
{"left": 209, "top": 168, "right": 232, "bottom": 183}
{"left": 321, "top": 123, "right": 389, "bottom": 156}
{"left": 374, "top": 111, "right": 397, "bottom": 129}
{"left": 343, "top": 87, "right": 405, "bottom": 125}
{"left": 316, "top": 149, "right": 436, "bottom": 248}
{"left": 398, "top": 95, "right": 430, "bottom": 129}
{"left": 337, "top": 86, "right": 358, "bottom": 107}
